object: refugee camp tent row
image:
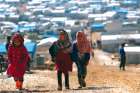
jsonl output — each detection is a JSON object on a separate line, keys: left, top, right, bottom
{"left": 101, "top": 34, "right": 140, "bottom": 52}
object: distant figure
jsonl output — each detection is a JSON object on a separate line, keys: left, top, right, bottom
{"left": 49, "top": 29, "right": 73, "bottom": 90}
{"left": 5, "top": 36, "right": 12, "bottom": 51}
{"left": 6, "top": 33, "right": 30, "bottom": 91}
{"left": 72, "top": 31, "right": 91, "bottom": 88}
{"left": 119, "top": 43, "right": 126, "bottom": 71}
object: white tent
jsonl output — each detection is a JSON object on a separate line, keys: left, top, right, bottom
{"left": 51, "top": 17, "right": 67, "bottom": 22}
{"left": 125, "top": 46, "right": 140, "bottom": 64}
{"left": 101, "top": 34, "right": 140, "bottom": 52}
{"left": 5, "top": 0, "right": 20, "bottom": 2}
{"left": 37, "top": 37, "right": 57, "bottom": 46}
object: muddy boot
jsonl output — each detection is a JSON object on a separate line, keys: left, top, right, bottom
{"left": 123, "top": 67, "right": 125, "bottom": 71}
{"left": 82, "top": 75, "right": 86, "bottom": 87}
{"left": 78, "top": 75, "right": 83, "bottom": 88}
{"left": 82, "top": 80, "right": 86, "bottom": 87}
{"left": 57, "top": 85, "right": 62, "bottom": 91}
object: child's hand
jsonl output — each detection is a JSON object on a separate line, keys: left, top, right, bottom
{"left": 51, "top": 58, "right": 56, "bottom": 62}
{"left": 78, "top": 53, "right": 84, "bottom": 59}
{"left": 85, "top": 61, "right": 89, "bottom": 66}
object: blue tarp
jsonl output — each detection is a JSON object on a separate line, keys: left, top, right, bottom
{"left": 106, "top": 6, "right": 120, "bottom": 11}
{"left": 24, "top": 42, "right": 37, "bottom": 58}
{"left": 117, "top": 9, "right": 128, "bottom": 14}
{"left": 0, "top": 42, "right": 37, "bottom": 59}
{"left": 90, "top": 23, "right": 105, "bottom": 32}
{"left": 0, "top": 43, "right": 6, "bottom": 54}
{"left": 14, "top": 25, "right": 36, "bottom": 32}
{"left": 122, "top": 0, "right": 137, "bottom": 5}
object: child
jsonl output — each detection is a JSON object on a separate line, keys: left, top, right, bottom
{"left": 72, "top": 31, "right": 91, "bottom": 88}
{"left": 6, "top": 33, "right": 30, "bottom": 90}
{"left": 119, "top": 43, "right": 126, "bottom": 71}
{"left": 49, "top": 29, "right": 72, "bottom": 90}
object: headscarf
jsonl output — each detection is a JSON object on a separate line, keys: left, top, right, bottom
{"left": 11, "top": 33, "right": 24, "bottom": 47}
{"left": 76, "top": 31, "right": 91, "bottom": 53}
{"left": 57, "top": 30, "right": 71, "bottom": 49}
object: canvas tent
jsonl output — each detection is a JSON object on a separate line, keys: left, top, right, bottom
{"left": 125, "top": 46, "right": 140, "bottom": 64}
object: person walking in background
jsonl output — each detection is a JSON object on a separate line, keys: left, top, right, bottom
{"left": 49, "top": 29, "right": 73, "bottom": 90}
{"left": 6, "top": 33, "right": 30, "bottom": 91}
{"left": 72, "top": 31, "right": 91, "bottom": 88}
{"left": 119, "top": 43, "right": 126, "bottom": 71}
{"left": 5, "top": 35, "right": 12, "bottom": 51}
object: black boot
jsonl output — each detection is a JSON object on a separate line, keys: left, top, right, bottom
{"left": 65, "top": 73, "right": 70, "bottom": 89}
{"left": 57, "top": 71, "right": 62, "bottom": 91}
{"left": 78, "top": 74, "right": 83, "bottom": 88}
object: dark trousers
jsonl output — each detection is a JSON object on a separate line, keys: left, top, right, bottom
{"left": 57, "top": 70, "right": 69, "bottom": 88}
{"left": 76, "top": 62, "right": 87, "bottom": 87}
{"left": 120, "top": 57, "right": 126, "bottom": 70}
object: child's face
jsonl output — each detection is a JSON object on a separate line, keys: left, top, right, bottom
{"left": 59, "top": 34, "right": 65, "bottom": 41}
{"left": 13, "top": 39, "right": 21, "bottom": 47}
{"left": 77, "top": 34, "right": 83, "bottom": 41}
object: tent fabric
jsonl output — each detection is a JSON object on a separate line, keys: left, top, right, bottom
{"left": 0, "top": 42, "right": 37, "bottom": 59}
{"left": 37, "top": 37, "right": 58, "bottom": 46}
{"left": 90, "top": 23, "right": 105, "bottom": 32}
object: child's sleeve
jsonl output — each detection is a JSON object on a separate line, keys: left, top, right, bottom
{"left": 49, "top": 43, "right": 58, "bottom": 62}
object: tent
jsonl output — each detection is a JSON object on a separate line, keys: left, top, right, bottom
{"left": 37, "top": 37, "right": 58, "bottom": 46}
{"left": 125, "top": 46, "right": 140, "bottom": 64}
{"left": 0, "top": 43, "right": 6, "bottom": 54}
{"left": 90, "top": 23, "right": 105, "bottom": 32}
{"left": 24, "top": 42, "right": 37, "bottom": 59}
{"left": 0, "top": 42, "right": 37, "bottom": 59}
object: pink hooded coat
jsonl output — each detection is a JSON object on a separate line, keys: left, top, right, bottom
{"left": 6, "top": 33, "right": 30, "bottom": 78}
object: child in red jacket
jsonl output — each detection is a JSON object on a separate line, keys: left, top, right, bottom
{"left": 6, "top": 33, "right": 30, "bottom": 90}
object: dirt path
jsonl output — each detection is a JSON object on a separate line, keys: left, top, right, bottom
{"left": 0, "top": 69, "right": 131, "bottom": 93}
{"left": 0, "top": 49, "right": 139, "bottom": 93}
